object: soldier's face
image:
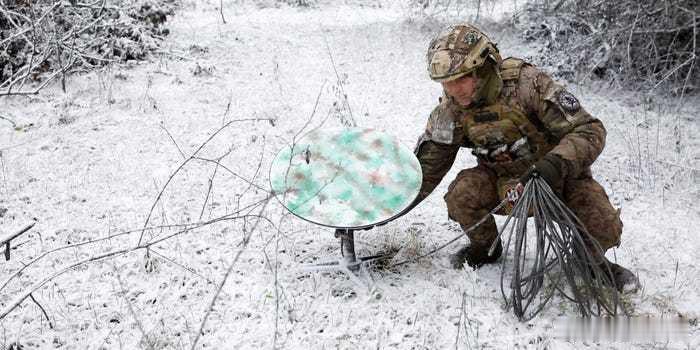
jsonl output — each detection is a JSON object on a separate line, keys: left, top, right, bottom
{"left": 442, "top": 74, "right": 478, "bottom": 107}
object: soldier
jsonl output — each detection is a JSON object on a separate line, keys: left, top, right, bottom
{"left": 412, "top": 24, "right": 639, "bottom": 292}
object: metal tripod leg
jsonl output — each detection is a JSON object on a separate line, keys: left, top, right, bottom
{"left": 335, "top": 228, "right": 356, "bottom": 265}
{"left": 298, "top": 228, "right": 391, "bottom": 292}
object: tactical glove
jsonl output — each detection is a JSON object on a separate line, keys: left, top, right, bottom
{"left": 519, "top": 153, "right": 567, "bottom": 189}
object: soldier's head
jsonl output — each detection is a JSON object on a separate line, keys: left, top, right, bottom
{"left": 441, "top": 72, "right": 479, "bottom": 107}
{"left": 426, "top": 24, "right": 502, "bottom": 107}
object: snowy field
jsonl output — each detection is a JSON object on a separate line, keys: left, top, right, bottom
{"left": 1, "top": 1, "right": 698, "bottom": 349}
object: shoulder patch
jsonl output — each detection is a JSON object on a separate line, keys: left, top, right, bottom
{"left": 557, "top": 90, "right": 580, "bottom": 114}
{"left": 542, "top": 84, "right": 593, "bottom": 129}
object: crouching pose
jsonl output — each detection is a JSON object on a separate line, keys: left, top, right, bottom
{"left": 411, "top": 24, "right": 638, "bottom": 292}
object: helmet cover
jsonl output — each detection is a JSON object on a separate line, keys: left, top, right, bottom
{"left": 427, "top": 24, "right": 501, "bottom": 82}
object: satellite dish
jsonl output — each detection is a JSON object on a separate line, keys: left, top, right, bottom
{"left": 270, "top": 127, "right": 422, "bottom": 230}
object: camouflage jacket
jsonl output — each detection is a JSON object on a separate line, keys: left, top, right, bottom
{"left": 414, "top": 58, "right": 606, "bottom": 203}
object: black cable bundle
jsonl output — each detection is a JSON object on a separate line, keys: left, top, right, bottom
{"left": 491, "top": 177, "right": 627, "bottom": 321}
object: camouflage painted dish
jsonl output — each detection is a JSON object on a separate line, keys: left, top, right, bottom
{"left": 270, "top": 128, "right": 422, "bottom": 229}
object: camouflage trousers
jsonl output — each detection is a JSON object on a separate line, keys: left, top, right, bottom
{"left": 444, "top": 164, "right": 622, "bottom": 259}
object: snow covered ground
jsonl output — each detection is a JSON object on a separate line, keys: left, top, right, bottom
{"left": 0, "top": 1, "right": 698, "bottom": 349}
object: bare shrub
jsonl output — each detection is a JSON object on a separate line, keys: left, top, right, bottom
{"left": 403, "top": 0, "right": 499, "bottom": 25}
{"left": 520, "top": 0, "right": 698, "bottom": 94}
{"left": 240, "top": 0, "right": 315, "bottom": 9}
{"left": 0, "top": 0, "right": 177, "bottom": 96}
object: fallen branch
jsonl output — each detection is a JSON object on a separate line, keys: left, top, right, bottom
{"left": 219, "top": 0, "right": 227, "bottom": 24}
{"left": 190, "top": 197, "right": 272, "bottom": 350}
{"left": 137, "top": 117, "right": 275, "bottom": 246}
{"left": 1, "top": 221, "right": 36, "bottom": 261}
{"left": 0, "top": 115, "right": 17, "bottom": 128}
{"left": 29, "top": 293, "right": 54, "bottom": 329}
{"left": 0, "top": 247, "right": 132, "bottom": 320}
{"left": 0, "top": 211, "right": 278, "bottom": 322}
{"left": 112, "top": 263, "right": 155, "bottom": 350}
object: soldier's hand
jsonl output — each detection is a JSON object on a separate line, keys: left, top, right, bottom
{"left": 519, "top": 154, "right": 566, "bottom": 189}
{"left": 513, "top": 183, "right": 525, "bottom": 197}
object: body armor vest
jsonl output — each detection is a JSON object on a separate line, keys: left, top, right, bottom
{"left": 458, "top": 58, "right": 559, "bottom": 178}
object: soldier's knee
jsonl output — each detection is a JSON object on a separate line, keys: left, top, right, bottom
{"left": 579, "top": 200, "right": 623, "bottom": 251}
{"left": 565, "top": 178, "right": 623, "bottom": 251}
{"left": 602, "top": 208, "right": 623, "bottom": 249}
{"left": 444, "top": 168, "right": 496, "bottom": 211}
{"left": 444, "top": 183, "right": 475, "bottom": 210}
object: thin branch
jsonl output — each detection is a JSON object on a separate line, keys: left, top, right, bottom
{"left": 291, "top": 81, "right": 327, "bottom": 143}
{"left": 159, "top": 122, "right": 186, "bottom": 160}
{"left": 0, "top": 1, "right": 61, "bottom": 47}
{"left": 112, "top": 263, "right": 155, "bottom": 350}
{"left": 651, "top": 56, "right": 696, "bottom": 91}
{"left": 0, "top": 115, "right": 17, "bottom": 128}
{"left": 0, "top": 208, "right": 279, "bottom": 322}
{"left": 190, "top": 197, "right": 272, "bottom": 350}
{"left": 192, "top": 157, "right": 268, "bottom": 193}
{"left": 627, "top": 7, "right": 641, "bottom": 68}
{"left": 137, "top": 118, "right": 274, "bottom": 246}
{"left": 0, "top": 247, "right": 132, "bottom": 320}
{"left": 149, "top": 248, "right": 215, "bottom": 284}
{"left": 655, "top": 160, "right": 699, "bottom": 172}
{"left": 0, "top": 54, "right": 77, "bottom": 97}
{"left": 0, "top": 198, "right": 271, "bottom": 293}
{"left": 219, "top": 0, "right": 227, "bottom": 24}
{"left": 199, "top": 161, "right": 220, "bottom": 221}
{"left": 238, "top": 138, "right": 266, "bottom": 201}
{"left": 0, "top": 221, "right": 36, "bottom": 247}
{"left": 321, "top": 31, "right": 355, "bottom": 127}
{"left": 28, "top": 293, "right": 53, "bottom": 329}
{"left": 145, "top": 200, "right": 275, "bottom": 247}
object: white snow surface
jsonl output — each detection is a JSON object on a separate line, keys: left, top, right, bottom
{"left": 0, "top": 1, "right": 698, "bottom": 349}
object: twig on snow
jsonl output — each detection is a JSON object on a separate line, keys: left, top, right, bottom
{"left": 321, "top": 31, "right": 356, "bottom": 127}
{"left": 1, "top": 221, "right": 36, "bottom": 261}
{"left": 149, "top": 248, "right": 215, "bottom": 284}
{"left": 137, "top": 117, "right": 274, "bottom": 246}
{"left": 454, "top": 292, "right": 464, "bottom": 350}
{"left": 112, "top": 263, "right": 155, "bottom": 350}
{"left": 0, "top": 208, "right": 278, "bottom": 321}
{"left": 189, "top": 197, "right": 272, "bottom": 350}
{"left": 0, "top": 115, "right": 17, "bottom": 128}
{"left": 0, "top": 247, "right": 132, "bottom": 321}
{"left": 199, "top": 160, "right": 220, "bottom": 221}
{"left": 192, "top": 156, "right": 267, "bottom": 193}
{"left": 219, "top": 0, "right": 227, "bottom": 24}
{"left": 28, "top": 293, "right": 53, "bottom": 329}
{"left": 159, "top": 122, "right": 186, "bottom": 160}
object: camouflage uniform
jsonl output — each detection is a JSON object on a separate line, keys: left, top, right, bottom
{"left": 416, "top": 49, "right": 623, "bottom": 261}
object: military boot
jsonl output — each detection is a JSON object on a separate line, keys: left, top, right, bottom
{"left": 593, "top": 260, "right": 640, "bottom": 293}
{"left": 450, "top": 241, "right": 503, "bottom": 269}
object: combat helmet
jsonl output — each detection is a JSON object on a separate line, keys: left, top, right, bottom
{"left": 426, "top": 24, "right": 502, "bottom": 82}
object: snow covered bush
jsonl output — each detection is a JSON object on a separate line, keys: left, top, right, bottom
{"left": 0, "top": 0, "right": 177, "bottom": 96}
{"left": 402, "top": 0, "right": 499, "bottom": 24}
{"left": 520, "top": 0, "right": 698, "bottom": 94}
